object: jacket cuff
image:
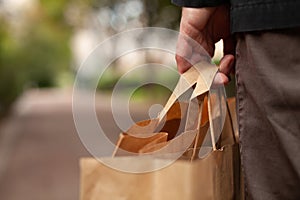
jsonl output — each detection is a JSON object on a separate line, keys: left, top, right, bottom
{"left": 172, "top": 0, "right": 228, "bottom": 8}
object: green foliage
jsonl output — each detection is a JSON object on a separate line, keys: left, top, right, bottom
{"left": 0, "top": 19, "right": 24, "bottom": 114}
{"left": 21, "top": 21, "right": 71, "bottom": 87}
{"left": 40, "top": 0, "right": 69, "bottom": 22}
{"left": 142, "top": 0, "right": 181, "bottom": 28}
{"left": 130, "top": 84, "right": 172, "bottom": 103}
{"left": 0, "top": 0, "right": 183, "bottom": 115}
{"left": 98, "top": 66, "right": 179, "bottom": 101}
{"left": 0, "top": 0, "right": 73, "bottom": 114}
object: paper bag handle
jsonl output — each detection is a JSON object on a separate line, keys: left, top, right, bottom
{"left": 207, "top": 96, "right": 216, "bottom": 150}
{"left": 158, "top": 61, "right": 218, "bottom": 122}
{"left": 187, "top": 93, "right": 217, "bottom": 159}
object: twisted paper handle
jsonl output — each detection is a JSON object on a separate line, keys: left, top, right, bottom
{"left": 158, "top": 61, "right": 218, "bottom": 122}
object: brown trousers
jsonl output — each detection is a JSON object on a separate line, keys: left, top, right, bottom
{"left": 236, "top": 28, "right": 300, "bottom": 200}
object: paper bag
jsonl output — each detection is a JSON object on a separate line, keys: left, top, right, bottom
{"left": 80, "top": 62, "right": 241, "bottom": 200}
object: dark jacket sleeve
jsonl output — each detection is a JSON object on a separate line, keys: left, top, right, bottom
{"left": 172, "top": 0, "right": 228, "bottom": 7}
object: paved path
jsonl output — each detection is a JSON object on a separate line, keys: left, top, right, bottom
{"left": 0, "top": 89, "right": 152, "bottom": 200}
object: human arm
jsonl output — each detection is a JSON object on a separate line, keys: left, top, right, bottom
{"left": 175, "top": 4, "right": 235, "bottom": 84}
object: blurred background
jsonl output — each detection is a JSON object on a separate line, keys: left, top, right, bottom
{"left": 0, "top": 0, "right": 230, "bottom": 199}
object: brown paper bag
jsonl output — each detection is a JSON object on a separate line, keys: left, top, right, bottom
{"left": 80, "top": 62, "right": 241, "bottom": 200}
{"left": 112, "top": 132, "right": 168, "bottom": 156}
{"left": 80, "top": 105, "right": 239, "bottom": 199}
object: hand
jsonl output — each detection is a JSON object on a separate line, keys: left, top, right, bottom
{"left": 176, "top": 5, "right": 235, "bottom": 84}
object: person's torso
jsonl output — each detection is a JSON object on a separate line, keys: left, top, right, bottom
{"left": 230, "top": 0, "right": 300, "bottom": 32}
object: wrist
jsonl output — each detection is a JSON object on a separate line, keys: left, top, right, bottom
{"left": 180, "top": 7, "right": 216, "bottom": 35}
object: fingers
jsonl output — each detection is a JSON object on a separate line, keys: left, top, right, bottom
{"left": 176, "top": 55, "right": 192, "bottom": 74}
{"left": 214, "top": 72, "right": 231, "bottom": 85}
{"left": 216, "top": 26, "right": 235, "bottom": 85}
{"left": 176, "top": 51, "right": 211, "bottom": 74}
{"left": 219, "top": 54, "right": 234, "bottom": 75}
{"left": 176, "top": 34, "right": 213, "bottom": 74}
{"left": 213, "top": 54, "right": 234, "bottom": 85}
{"left": 176, "top": 7, "right": 216, "bottom": 74}
{"left": 177, "top": 53, "right": 235, "bottom": 85}
{"left": 176, "top": 34, "right": 193, "bottom": 73}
